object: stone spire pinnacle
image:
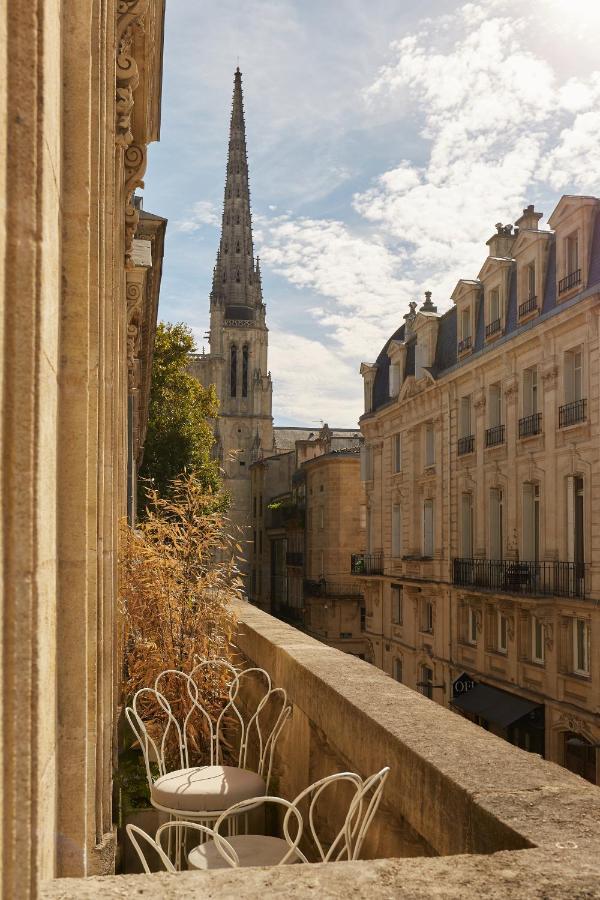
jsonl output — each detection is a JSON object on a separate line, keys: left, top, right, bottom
{"left": 211, "top": 68, "right": 260, "bottom": 310}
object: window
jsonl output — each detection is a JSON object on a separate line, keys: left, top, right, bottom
{"left": 527, "top": 262, "right": 536, "bottom": 300}
{"left": 468, "top": 606, "right": 478, "bottom": 645}
{"left": 415, "top": 339, "right": 428, "bottom": 380}
{"left": 489, "top": 488, "right": 503, "bottom": 560}
{"left": 364, "top": 379, "right": 373, "bottom": 413}
{"left": 461, "top": 307, "right": 471, "bottom": 340}
{"left": 391, "top": 504, "right": 401, "bottom": 557}
{"left": 522, "top": 483, "right": 540, "bottom": 562}
{"left": 253, "top": 496, "right": 257, "bottom": 519}
{"left": 522, "top": 367, "right": 538, "bottom": 417}
{"left": 572, "top": 618, "right": 590, "bottom": 675}
{"left": 389, "top": 363, "right": 401, "bottom": 397}
{"left": 393, "top": 433, "right": 402, "bottom": 473}
{"left": 459, "top": 396, "right": 472, "bottom": 438}
{"left": 488, "top": 383, "right": 502, "bottom": 427}
{"left": 566, "top": 231, "right": 579, "bottom": 275}
{"left": 532, "top": 616, "right": 545, "bottom": 664}
{"left": 230, "top": 344, "right": 237, "bottom": 397}
{"left": 391, "top": 585, "right": 403, "bottom": 625}
{"left": 567, "top": 475, "right": 585, "bottom": 567}
{"left": 366, "top": 508, "right": 372, "bottom": 554}
{"left": 564, "top": 347, "right": 583, "bottom": 404}
{"left": 497, "top": 613, "right": 508, "bottom": 654}
{"left": 242, "top": 345, "right": 249, "bottom": 397}
{"left": 425, "top": 423, "right": 435, "bottom": 467}
{"left": 423, "top": 500, "right": 434, "bottom": 558}
{"left": 490, "top": 288, "right": 500, "bottom": 322}
{"left": 259, "top": 494, "right": 263, "bottom": 516}
{"left": 419, "top": 665, "right": 434, "bottom": 699}
{"left": 461, "top": 493, "right": 473, "bottom": 558}
{"left": 421, "top": 599, "right": 433, "bottom": 634}
{"left": 319, "top": 507, "right": 324, "bottom": 530}
{"left": 393, "top": 657, "right": 403, "bottom": 683}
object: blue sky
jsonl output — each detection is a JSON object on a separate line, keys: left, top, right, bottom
{"left": 143, "top": 0, "right": 600, "bottom": 428}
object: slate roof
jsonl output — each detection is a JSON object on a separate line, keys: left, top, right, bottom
{"left": 369, "top": 212, "right": 600, "bottom": 414}
{"left": 273, "top": 426, "right": 360, "bottom": 451}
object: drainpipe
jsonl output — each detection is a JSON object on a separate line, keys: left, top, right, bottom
{"left": 446, "top": 382, "right": 453, "bottom": 701}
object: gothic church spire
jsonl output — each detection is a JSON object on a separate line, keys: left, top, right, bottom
{"left": 212, "top": 68, "right": 262, "bottom": 310}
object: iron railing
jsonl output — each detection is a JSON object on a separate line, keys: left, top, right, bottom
{"left": 286, "top": 551, "right": 303, "bottom": 566}
{"left": 518, "top": 295, "right": 537, "bottom": 317}
{"left": 351, "top": 552, "right": 384, "bottom": 576}
{"left": 486, "top": 318, "right": 501, "bottom": 338}
{"left": 558, "top": 269, "right": 581, "bottom": 294}
{"left": 485, "top": 424, "right": 505, "bottom": 447}
{"left": 458, "top": 435, "right": 475, "bottom": 456}
{"left": 304, "top": 579, "right": 364, "bottom": 598}
{"left": 458, "top": 336, "right": 472, "bottom": 353}
{"left": 519, "top": 412, "right": 542, "bottom": 438}
{"left": 453, "top": 558, "right": 587, "bottom": 599}
{"left": 559, "top": 398, "right": 587, "bottom": 428}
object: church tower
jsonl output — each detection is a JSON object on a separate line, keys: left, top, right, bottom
{"left": 189, "top": 69, "right": 273, "bottom": 557}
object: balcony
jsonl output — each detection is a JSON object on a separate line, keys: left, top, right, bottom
{"left": 559, "top": 398, "right": 587, "bottom": 428}
{"left": 351, "top": 551, "right": 384, "bottom": 575}
{"left": 53, "top": 600, "right": 600, "bottom": 897}
{"left": 286, "top": 551, "right": 304, "bottom": 566}
{"left": 458, "top": 335, "right": 472, "bottom": 353}
{"left": 453, "top": 558, "right": 587, "bottom": 599}
{"left": 519, "top": 412, "right": 542, "bottom": 438}
{"left": 457, "top": 434, "right": 475, "bottom": 456}
{"left": 304, "top": 578, "right": 364, "bottom": 598}
{"left": 518, "top": 295, "right": 537, "bottom": 318}
{"left": 558, "top": 268, "right": 581, "bottom": 294}
{"left": 484, "top": 424, "right": 505, "bottom": 447}
{"left": 485, "top": 318, "right": 501, "bottom": 338}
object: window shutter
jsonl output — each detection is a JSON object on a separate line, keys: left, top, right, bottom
{"left": 522, "top": 484, "right": 534, "bottom": 561}
{"left": 564, "top": 352, "right": 574, "bottom": 404}
{"left": 523, "top": 369, "right": 532, "bottom": 417}
{"left": 490, "top": 489, "right": 502, "bottom": 560}
{"left": 461, "top": 493, "right": 473, "bottom": 557}
{"left": 566, "top": 475, "right": 575, "bottom": 562}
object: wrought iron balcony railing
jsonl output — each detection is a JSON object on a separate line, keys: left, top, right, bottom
{"left": 351, "top": 552, "right": 384, "bottom": 576}
{"left": 485, "top": 424, "right": 505, "bottom": 447}
{"left": 518, "top": 412, "right": 542, "bottom": 438}
{"left": 485, "top": 318, "right": 501, "bottom": 338}
{"left": 304, "top": 579, "right": 364, "bottom": 599}
{"left": 457, "top": 435, "right": 475, "bottom": 456}
{"left": 558, "top": 269, "right": 581, "bottom": 294}
{"left": 458, "top": 336, "right": 472, "bottom": 353}
{"left": 518, "top": 295, "right": 537, "bottom": 317}
{"left": 286, "top": 551, "right": 304, "bottom": 567}
{"left": 559, "top": 398, "right": 587, "bottom": 428}
{"left": 453, "top": 558, "right": 587, "bottom": 599}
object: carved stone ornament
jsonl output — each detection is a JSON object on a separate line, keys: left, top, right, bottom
{"left": 503, "top": 375, "right": 519, "bottom": 403}
{"left": 473, "top": 388, "right": 486, "bottom": 412}
{"left": 126, "top": 271, "right": 145, "bottom": 391}
{"left": 541, "top": 363, "right": 559, "bottom": 389}
{"left": 554, "top": 713, "right": 595, "bottom": 740}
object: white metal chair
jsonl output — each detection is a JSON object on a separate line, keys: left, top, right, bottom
{"left": 186, "top": 766, "right": 391, "bottom": 871}
{"left": 126, "top": 821, "right": 237, "bottom": 874}
{"left": 125, "top": 664, "right": 292, "bottom": 866}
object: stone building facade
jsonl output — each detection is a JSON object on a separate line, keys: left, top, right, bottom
{"left": 189, "top": 70, "right": 273, "bottom": 565}
{"left": 0, "top": 2, "right": 165, "bottom": 894}
{"left": 358, "top": 196, "right": 600, "bottom": 783}
{"left": 250, "top": 426, "right": 367, "bottom": 657}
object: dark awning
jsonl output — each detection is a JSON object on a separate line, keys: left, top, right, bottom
{"left": 451, "top": 683, "right": 540, "bottom": 729}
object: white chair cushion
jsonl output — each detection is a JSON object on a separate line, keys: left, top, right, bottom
{"left": 151, "top": 765, "right": 265, "bottom": 813}
{"left": 188, "top": 834, "right": 297, "bottom": 870}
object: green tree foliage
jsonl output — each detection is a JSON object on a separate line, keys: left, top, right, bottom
{"left": 138, "top": 322, "right": 223, "bottom": 511}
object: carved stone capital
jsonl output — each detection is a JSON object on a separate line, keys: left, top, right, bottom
{"left": 503, "top": 374, "right": 519, "bottom": 403}
{"left": 541, "top": 363, "right": 559, "bottom": 390}
{"left": 473, "top": 388, "right": 486, "bottom": 412}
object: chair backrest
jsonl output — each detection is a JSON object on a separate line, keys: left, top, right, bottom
{"left": 343, "top": 766, "right": 391, "bottom": 860}
{"left": 211, "top": 770, "right": 379, "bottom": 865}
{"left": 126, "top": 823, "right": 176, "bottom": 874}
{"left": 188, "top": 665, "right": 292, "bottom": 789}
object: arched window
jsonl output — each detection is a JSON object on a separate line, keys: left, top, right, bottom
{"left": 230, "top": 345, "right": 237, "bottom": 397}
{"left": 242, "top": 345, "right": 249, "bottom": 397}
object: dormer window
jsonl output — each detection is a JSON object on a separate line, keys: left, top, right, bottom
{"left": 458, "top": 307, "right": 472, "bottom": 353}
{"left": 389, "top": 362, "right": 401, "bottom": 397}
{"left": 415, "top": 338, "right": 430, "bottom": 379}
{"left": 486, "top": 288, "right": 501, "bottom": 338}
{"left": 559, "top": 231, "right": 581, "bottom": 294}
{"left": 519, "top": 262, "right": 537, "bottom": 318}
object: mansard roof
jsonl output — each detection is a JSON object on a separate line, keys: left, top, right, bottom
{"left": 368, "top": 202, "right": 600, "bottom": 415}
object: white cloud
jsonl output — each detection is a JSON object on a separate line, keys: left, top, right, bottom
{"left": 175, "top": 200, "right": 220, "bottom": 232}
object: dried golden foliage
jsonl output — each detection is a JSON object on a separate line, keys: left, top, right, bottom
{"left": 120, "top": 474, "right": 242, "bottom": 764}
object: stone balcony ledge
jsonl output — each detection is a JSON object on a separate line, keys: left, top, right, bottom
{"left": 42, "top": 600, "right": 600, "bottom": 898}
